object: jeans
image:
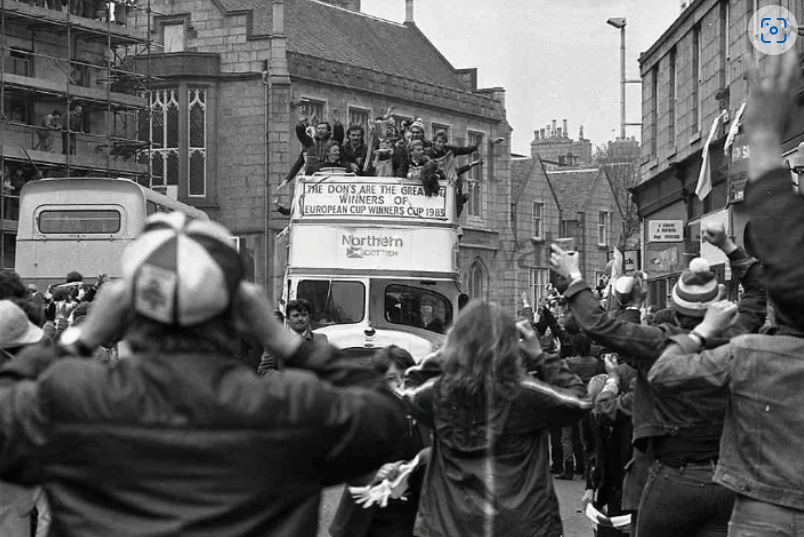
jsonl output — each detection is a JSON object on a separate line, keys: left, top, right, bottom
{"left": 729, "top": 495, "right": 804, "bottom": 537}
{"left": 637, "top": 460, "right": 734, "bottom": 537}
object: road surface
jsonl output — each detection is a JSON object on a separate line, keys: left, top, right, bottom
{"left": 318, "top": 476, "right": 593, "bottom": 536}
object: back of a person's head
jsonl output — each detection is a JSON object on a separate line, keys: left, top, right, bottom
{"left": 0, "top": 269, "right": 26, "bottom": 300}
{"left": 570, "top": 331, "right": 592, "bottom": 357}
{"left": 372, "top": 345, "right": 415, "bottom": 375}
{"left": 769, "top": 294, "right": 804, "bottom": 332}
{"left": 65, "top": 270, "right": 83, "bottom": 283}
{"left": 670, "top": 258, "right": 720, "bottom": 328}
{"left": 440, "top": 299, "right": 522, "bottom": 401}
{"left": 120, "top": 212, "right": 245, "bottom": 355}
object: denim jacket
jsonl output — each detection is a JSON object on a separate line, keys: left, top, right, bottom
{"left": 563, "top": 246, "right": 765, "bottom": 444}
{"left": 649, "top": 331, "right": 804, "bottom": 510}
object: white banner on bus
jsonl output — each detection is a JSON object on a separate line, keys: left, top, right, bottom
{"left": 288, "top": 225, "right": 457, "bottom": 273}
{"left": 299, "top": 181, "right": 447, "bottom": 220}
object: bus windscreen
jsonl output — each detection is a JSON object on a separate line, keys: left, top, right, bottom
{"left": 38, "top": 210, "right": 122, "bottom": 234}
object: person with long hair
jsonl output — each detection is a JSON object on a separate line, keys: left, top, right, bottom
{"left": 402, "top": 299, "right": 591, "bottom": 537}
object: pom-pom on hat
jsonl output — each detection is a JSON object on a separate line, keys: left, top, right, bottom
{"left": 121, "top": 212, "right": 244, "bottom": 327}
{"left": 671, "top": 257, "right": 719, "bottom": 317}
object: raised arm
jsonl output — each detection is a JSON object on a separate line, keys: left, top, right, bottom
{"left": 648, "top": 301, "right": 738, "bottom": 393}
{"left": 295, "top": 119, "right": 314, "bottom": 148}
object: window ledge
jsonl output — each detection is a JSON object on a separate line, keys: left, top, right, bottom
{"left": 462, "top": 225, "right": 498, "bottom": 235}
{"left": 689, "top": 131, "right": 702, "bottom": 145}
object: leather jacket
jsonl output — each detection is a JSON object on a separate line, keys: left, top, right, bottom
{"left": 0, "top": 340, "right": 407, "bottom": 537}
{"left": 402, "top": 352, "right": 590, "bottom": 537}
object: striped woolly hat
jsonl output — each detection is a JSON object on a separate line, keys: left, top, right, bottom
{"left": 670, "top": 258, "right": 719, "bottom": 317}
{"left": 121, "top": 212, "right": 244, "bottom": 327}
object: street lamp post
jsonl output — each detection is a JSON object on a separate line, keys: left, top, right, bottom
{"left": 607, "top": 17, "right": 642, "bottom": 140}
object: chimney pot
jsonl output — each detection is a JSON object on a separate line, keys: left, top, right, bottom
{"left": 563, "top": 119, "right": 568, "bottom": 138}
{"left": 405, "top": 0, "right": 414, "bottom": 22}
{"left": 534, "top": 130, "right": 540, "bottom": 141}
{"left": 579, "top": 125, "right": 585, "bottom": 140}
{"left": 540, "top": 128, "right": 546, "bottom": 140}
{"left": 557, "top": 127, "right": 562, "bottom": 138}
{"left": 552, "top": 119, "right": 557, "bottom": 136}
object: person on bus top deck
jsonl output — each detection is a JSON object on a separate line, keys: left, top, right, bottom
{"left": 391, "top": 118, "right": 427, "bottom": 179}
{"left": 0, "top": 212, "right": 406, "bottom": 537}
{"left": 313, "top": 141, "right": 348, "bottom": 174}
{"left": 295, "top": 109, "right": 345, "bottom": 163}
{"left": 341, "top": 124, "right": 374, "bottom": 176}
{"left": 258, "top": 298, "right": 329, "bottom": 375}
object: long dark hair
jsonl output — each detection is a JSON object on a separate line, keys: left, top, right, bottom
{"left": 439, "top": 300, "right": 523, "bottom": 403}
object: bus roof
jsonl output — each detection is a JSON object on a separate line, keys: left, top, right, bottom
{"left": 20, "top": 177, "right": 208, "bottom": 220}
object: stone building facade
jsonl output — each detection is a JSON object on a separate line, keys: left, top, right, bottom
{"left": 135, "top": 0, "right": 545, "bottom": 311}
{"left": 545, "top": 167, "right": 624, "bottom": 285}
{"left": 530, "top": 119, "right": 593, "bottom": 169}
{"left": 510, "top": 156, "right": 562, "bottom": 305}
{"left": 633, "top": 0, "right": 804, "bottom": 307}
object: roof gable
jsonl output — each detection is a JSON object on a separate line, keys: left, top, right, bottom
{"left": 216, "top": 0, "right": 467, "bottom": 89}
{"left": 545, "top": 168, "right": 602, "bottom": 217}
{"left": 511, "top": 156, "right": 561, "bottom": 211}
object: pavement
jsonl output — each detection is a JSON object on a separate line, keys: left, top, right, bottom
{"left": 317, "top": 475, "right": 593, "bottom": 537}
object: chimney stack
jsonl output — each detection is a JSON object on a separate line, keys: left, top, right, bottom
{"left": 552, "top": 119, "right": 557, "bottom": 137}
{"left": 405, "top": 0, "right": 414, "bottom": 22}
{"left": 563, "top": 119, "right": 568, "bottom": 138}
{"left": 579, "top": 125, "right": 585, "bottom": 140}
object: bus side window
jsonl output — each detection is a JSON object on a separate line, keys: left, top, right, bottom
{"left": 146, "top": 201, "right": 158, "bottom": 216}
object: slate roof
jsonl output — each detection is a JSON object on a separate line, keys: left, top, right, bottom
{"left": 511, "top": 158, "right": 535, "bottom": 201}
{"left": 215, "top": 0, "right": 467, "bottom": 88}
{"left": 545, "top": 168, "right": 601, "bottom": 217}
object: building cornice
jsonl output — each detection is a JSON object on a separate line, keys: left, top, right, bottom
{"left": 639, "top": 0, "right": 707, "bottom": 67}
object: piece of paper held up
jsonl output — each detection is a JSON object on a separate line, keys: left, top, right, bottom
{"left": 348, "top": 455, "right": 420, "bottom": 509}
{"left": 585, "top": 503, "right": 631, "bottom": 531}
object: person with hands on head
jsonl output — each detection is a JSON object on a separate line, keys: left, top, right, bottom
{"left": 0, "top": 211, "right": 407, "bottom": 537}
{"left": 649, "top": 47, "right": 804, "bottom": 537}
{"left": 398, "top": 300, "right": 590, "bottom": 537}
{"left": 549, "top": 225, "right": 766, "bottom": 537}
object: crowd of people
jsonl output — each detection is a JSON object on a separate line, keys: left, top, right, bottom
{"left": 0, "top": 49, "right": 801, "bottom": 537}
{"left": 275, "top": 107, "right": 486, "bottom": 216}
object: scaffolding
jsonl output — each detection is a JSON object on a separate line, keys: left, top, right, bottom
{"left": 0, "top": 0, "right": 157, "bottom": 268}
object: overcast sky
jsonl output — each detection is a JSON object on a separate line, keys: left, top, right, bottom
{"left": 360, "top": 0, "right": 681, "bottom": 155}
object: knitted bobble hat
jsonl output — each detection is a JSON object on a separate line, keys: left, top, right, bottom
{"left": 671, "top": 258, "right": 719, "bottom": 317}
